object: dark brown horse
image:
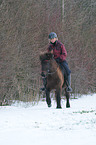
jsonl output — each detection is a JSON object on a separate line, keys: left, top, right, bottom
{"left": 40, "top": 52, "right": 70, "bottom": 109}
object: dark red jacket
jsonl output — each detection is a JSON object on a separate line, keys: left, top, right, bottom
{"left": 48, "top": 40, "right": 67, "bottom": 62}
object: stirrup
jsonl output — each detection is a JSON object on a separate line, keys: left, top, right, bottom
{"left": 66, "top": 86, "right": 72, "bottom": 92}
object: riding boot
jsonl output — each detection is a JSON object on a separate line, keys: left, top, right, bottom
{"left": 66, "top": 74, "right": 72, "bottom": 92}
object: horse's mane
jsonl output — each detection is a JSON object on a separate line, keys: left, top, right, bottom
{"left": 40, "top": 51, "right": 53, "bottom": 61}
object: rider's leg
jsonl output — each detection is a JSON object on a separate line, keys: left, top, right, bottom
{"left": 60, "top": 61, "right": 72, "bottom": 92}
{"left": 66, "top": 74, "right": 72, "bottom": 92}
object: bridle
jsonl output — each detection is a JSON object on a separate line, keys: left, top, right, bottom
{"left": 41, "top": 59, "right": 59, "bottom": 77}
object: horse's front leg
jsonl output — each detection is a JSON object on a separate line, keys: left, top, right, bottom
{"left": 46, "top": 89, "right": 51, "bottom": 107}
{"left": 55, "top": 88, "right": 62, "bottom": 109}
{"left": 65, "top": 89, "right": 70, "bottom": 108}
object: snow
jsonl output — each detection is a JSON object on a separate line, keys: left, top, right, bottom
{"left": 0, "top": 94, "right": 96, "bottom": 145}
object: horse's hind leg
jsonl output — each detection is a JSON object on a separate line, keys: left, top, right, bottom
{"left": 46, "top": 89, "right": 51, "bottom": 107}
{"left": 55, "top": 88, "right": 62, "bottom": 109}
{"left": 65, "top": 89, "right": 70, "bottom": 108}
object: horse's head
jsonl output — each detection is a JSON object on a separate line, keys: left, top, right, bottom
{"left": 40, "top": 52, "right": 53, "bottom": 72}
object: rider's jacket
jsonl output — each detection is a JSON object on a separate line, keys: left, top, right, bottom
{"left": 48, "top": 40, "right": 67, "bottom": 62}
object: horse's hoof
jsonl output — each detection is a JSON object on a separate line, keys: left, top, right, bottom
{"left": 66, "top": 104, "right": 70, "bottom": 108}
{"left": 56, "top": 106, "right": 62, "bottom": 109}
{"left": 48, "top": 104, "right": 51, "bottom": 107}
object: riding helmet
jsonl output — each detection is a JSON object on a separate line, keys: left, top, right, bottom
{"left": 49, "top": 32, "right": 57, "bottom": 39}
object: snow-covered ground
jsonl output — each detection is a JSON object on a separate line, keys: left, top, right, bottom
{"left": 0, "top": 94, "right": 96, "bottom": 145}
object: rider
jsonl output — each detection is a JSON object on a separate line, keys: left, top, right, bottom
{"left": 40, "top": 32, "right": 72, "bottom": 92}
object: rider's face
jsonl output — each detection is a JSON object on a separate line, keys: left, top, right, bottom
{"left": 50, "top": 38, "right": 57, "bottom": 43}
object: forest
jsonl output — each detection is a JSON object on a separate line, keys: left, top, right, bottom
{"left": 0, "top": 0, "right": 96, "bottom": 105}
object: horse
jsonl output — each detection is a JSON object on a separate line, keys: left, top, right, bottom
{"left": 40, "top": 52, "right": 70, "bottom": 109}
